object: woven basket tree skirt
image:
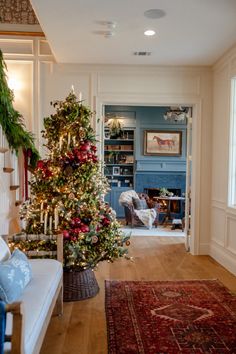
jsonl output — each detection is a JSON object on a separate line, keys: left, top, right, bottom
{"left": 63, "top": 268, "right": 99, "bottom": 301}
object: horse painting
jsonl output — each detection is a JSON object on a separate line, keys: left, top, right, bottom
{"left": 153, "top": 136, "right": 175, "bottom": 150}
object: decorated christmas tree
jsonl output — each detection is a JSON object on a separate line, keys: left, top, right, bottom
{"left": 20, "top": 91, "right": 129, "bottom": 270}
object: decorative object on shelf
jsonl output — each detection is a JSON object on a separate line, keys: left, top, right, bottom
{"left": 113, "top": 166, "right": 120, "bottom": 175}
{"left": 163, "top": 106, "right": 190, "bottom": 122}
{"left": 106, "top": 118, "right": 124, "bottom": 138}
{"left": 104, "top": 131, "right": 110, "bottom": 139}
{"left": 118, "top": 154, "right": 127, "bottom": 163}
{"left": 125, "top": 155, "right": 134, "bottom": 163}
{"left": 105, "top": 111, "right": 136, "bottom": 138}
{"left": 19, "top": 91, "right": 130, "bottom": 301}
{"left": 144, "top": 130, "right": 182, "bottom": 156}
{"left": 159, "top": 188, "right": 173, "bottom": 197}
{"left": 0, "top": 50, "right": 40, "bottom": 168}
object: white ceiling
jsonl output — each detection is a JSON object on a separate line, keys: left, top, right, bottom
{"left": 31, "top": 0, "right": 236, "bottom": 66}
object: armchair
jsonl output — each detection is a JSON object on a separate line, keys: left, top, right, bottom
{"left": 119, "top": 190, "right": 159, "bottom": 228}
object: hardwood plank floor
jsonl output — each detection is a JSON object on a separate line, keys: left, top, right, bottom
{"left": 41, "top": 237, "right": 236, "bottom": 354}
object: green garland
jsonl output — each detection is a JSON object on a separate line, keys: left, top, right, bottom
{"left": 0, "top": 49, "right": 40, "bottom": 168}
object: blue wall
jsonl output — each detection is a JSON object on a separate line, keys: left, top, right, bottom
{"left": 105, "top": 105, "right": 187, "bottom": 195}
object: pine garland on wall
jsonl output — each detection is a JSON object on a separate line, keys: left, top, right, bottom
{"left": 0, "top": 49, "right": 40, "bottom": 168}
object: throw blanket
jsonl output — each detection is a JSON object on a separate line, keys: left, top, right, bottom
{"left": 134, "top": 208, "right": 157, "bottom": 229}
{"left": 0, "top": 301, "right": 6, "bottom": 354}
{"left": 119, "top": 190, "right": 139, "bottom": 205}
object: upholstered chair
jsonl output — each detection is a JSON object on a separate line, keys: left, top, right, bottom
{"left": 119, "top": 190, "right": 160, "bottom": 228}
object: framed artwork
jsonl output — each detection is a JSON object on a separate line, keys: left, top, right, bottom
{"left": 112, "top": 166, "right": 120, "bottom": 175}
{"left": 144, "top": 130, "right": 182, "bottom": 156}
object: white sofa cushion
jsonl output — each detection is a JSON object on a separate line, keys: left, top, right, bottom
{"left": 0, "top": 237, "right": 11, "bottom": 262}
{"left": 5, "top": 259, "right": 62, "bottom": 354}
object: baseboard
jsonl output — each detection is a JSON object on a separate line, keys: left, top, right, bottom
{"left": 210, "top": 241, "right": 236, "bottom": 276}
{"left": 198, "top": 243, "right": 210, "bottom": 254}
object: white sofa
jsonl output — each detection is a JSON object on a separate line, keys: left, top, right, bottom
{"left": 1, "top": 235, "right": 63, "bottom": 354}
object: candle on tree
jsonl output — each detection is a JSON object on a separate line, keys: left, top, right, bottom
{"left": 59, "top": 136, "right": 63, "bottom": 150}
{"left": 49, "top": 216, "right": 52, "bottom": 231}
{"left": 40, "top": 202, "right": 44, "bottom": 223}
{"left": 44, "top": 212, "right": 48, "bottom": 234}
{"left": 54, "top": 207, "right": 58, "bottom": 230}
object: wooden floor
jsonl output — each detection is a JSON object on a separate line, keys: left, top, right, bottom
{"left": 41, "top": 237, "right": 236, "bottom": 354}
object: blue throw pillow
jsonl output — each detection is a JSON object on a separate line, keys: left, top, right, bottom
{"left": 0, "top": 249, "right": 32, "bottom": 303}
{"left": 132, "top": 197, "right": 148, "bottom": 210}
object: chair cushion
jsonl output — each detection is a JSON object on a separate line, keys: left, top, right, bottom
{"left": 132, "top": 197, "right": 148, "bottom": 210}
{"left": 0, "top": 249, "right": 32, "bottom": 303}
{"left": 0, "top": 237, "right": 11, "bottom": 262}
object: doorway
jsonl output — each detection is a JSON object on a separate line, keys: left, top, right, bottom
{"left": 102, "top": 104, "right": 192, "bottom": 245}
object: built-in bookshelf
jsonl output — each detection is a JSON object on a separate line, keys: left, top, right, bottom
{"left": 104, "top": 128, "right": 135, "bottom": 189}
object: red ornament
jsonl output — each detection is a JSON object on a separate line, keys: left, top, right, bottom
{"left": 102, "top": 217, "right": 110, "bottom": 226}
{"left": 70, "top": 219, "right": 76, "bottom": 227}
{"left": 74, "top": 228, "right": 81, "bottom": 234}
{"left": 37, "top": 160, "right": 44, "bottom": 169}
{"left": 80, "top": 142, "right": 91, "bottom": 151}
{"left": 62, "top": 230, "right": 70, "bottom": 239}
{"left": 80, "top": 224, "right": 90, "bottom": 233}
{"left": 74, "top": 217, "right": 81, "bottom": 226}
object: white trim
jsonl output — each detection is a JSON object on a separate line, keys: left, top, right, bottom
{"left": 210, "top": 240, "right": 236, "bottom": 276}
{"left": 96, "top": 96, "right": 202, "bottom": 256}
{"left": 228, "top": 77, "right": 236, "bottom": 208}
{"left": 190, "top": 99, "right": 202, "bottom": 255}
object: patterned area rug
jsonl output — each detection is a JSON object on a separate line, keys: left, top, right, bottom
{"left": 105, "top": 280, "right": 236, "bottom": 354}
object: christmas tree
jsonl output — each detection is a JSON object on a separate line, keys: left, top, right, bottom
{"left": 21, "top": 91, "right": 129, "bottom": 270}
{"left": 0, "top": 49, "right": 39, "bottom": 168}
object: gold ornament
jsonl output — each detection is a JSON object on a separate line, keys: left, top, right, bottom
{"left": 79, "top": 129, "right": 86, "bottom": 138}
{"left": 91, "top": 235, "right": 98, "bottom": 244}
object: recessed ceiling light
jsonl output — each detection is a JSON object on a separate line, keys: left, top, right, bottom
{"left": 144, "top": 9, "right": 166, "bottom": 19}
{"left": 144, "top": 30, "right": 156, "bottom": 36}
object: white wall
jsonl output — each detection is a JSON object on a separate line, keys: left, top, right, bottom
{"left": 39, "top": 63, "right": 212, "bottom": 256}
{"left": 211, "top": 45, "right": 236, "bottom": 275}
{"left": 0, "top": 37, "right": 213, "bottom": 259}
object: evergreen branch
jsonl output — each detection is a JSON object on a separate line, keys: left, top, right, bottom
{"left": 0, "top": 50, "right": 40, "bottom": 168}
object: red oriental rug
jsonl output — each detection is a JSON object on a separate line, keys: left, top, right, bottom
{"left": 105, "top": 280, "right": 236, "bottom": 354}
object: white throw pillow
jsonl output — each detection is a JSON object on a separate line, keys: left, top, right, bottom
{"left": 0, "top": 237, "right": 11, "bottom": 261}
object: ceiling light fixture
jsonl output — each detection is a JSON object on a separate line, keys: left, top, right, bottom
{"left": 164, "top": 106, "right": 190, "bottom": 122}
{"left": 144, "top": 9, "right": 166, "bottom": 19}
{"left": 96, "top": 20, "right": 117, "bottom": 29}
{"left": 104, "top": 31, "right": 115, "bottom": 38}
{"left": 133, "top": 51, "right": 151, "bottom": 56}
{"left": 144, "top": 29, "right": 156, "bottom": 36}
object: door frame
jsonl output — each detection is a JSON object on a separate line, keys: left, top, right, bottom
{"left": 95, "top": 96, "right": 202, "bottom": 256}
